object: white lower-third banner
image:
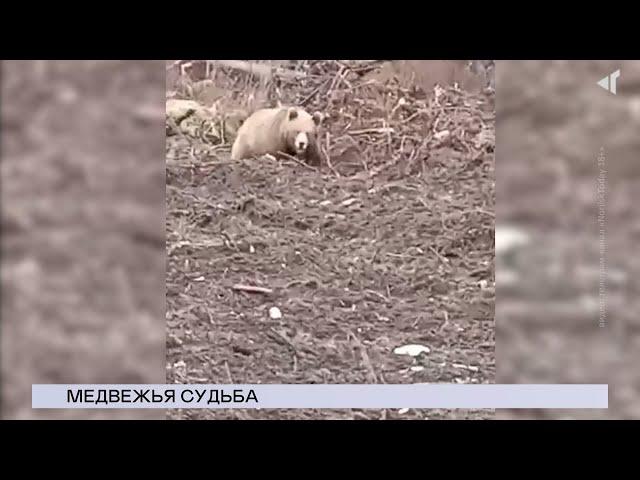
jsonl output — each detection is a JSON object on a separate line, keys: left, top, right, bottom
{"left": 32, "top": 384, "right": 608, "bottom": 409}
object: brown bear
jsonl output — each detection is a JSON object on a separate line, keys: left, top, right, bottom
{"left": 230, "top": 106, "right": 323, "bottom": 165}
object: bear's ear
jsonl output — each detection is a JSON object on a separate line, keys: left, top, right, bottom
{"left": 287, "top": 108, "right": 298, "bottom": 120}
{"left": 312, "top": 111, "right": 323, "bottom": 126}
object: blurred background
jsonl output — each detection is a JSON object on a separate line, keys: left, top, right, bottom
{"left": 496, "top": 60, "right": 640, "bottom": 419}
{"left": 0, "top": 61, "right": 166, "bottom": 419}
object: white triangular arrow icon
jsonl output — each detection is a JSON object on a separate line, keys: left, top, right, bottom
{"left": 597, "top": 76, "right": 609, "bottom": 91}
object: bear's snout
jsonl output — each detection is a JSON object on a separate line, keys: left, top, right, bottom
{"left": 294, "top": 132, "right": 309, "bottom": 152}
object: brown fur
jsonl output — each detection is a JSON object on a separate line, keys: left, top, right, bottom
{"left": 231, "top": 106, "right": 322, "bottom": 163}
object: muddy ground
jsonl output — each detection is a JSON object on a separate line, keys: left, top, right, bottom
{"left": 166, "top": 60, "right": 496, "bottom": 419}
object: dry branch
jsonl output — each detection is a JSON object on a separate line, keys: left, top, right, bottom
{"left": 277, "top": 151, "right": 318, "bottom": 172}
{"left": 347, "top": 127, "right": 395, "bottom": 135}
{"left": 348, "top": 330, "right": 378, "bottom": 383}
{"left": 231, "top": 284, "right": 273, "bottom": 294}
{"left": 210, "top": 60, "right": 306, "bottom": 80}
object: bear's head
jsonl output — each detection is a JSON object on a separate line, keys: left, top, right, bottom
{"left": 282, "top": 107, "right": 322, "bottom": 157}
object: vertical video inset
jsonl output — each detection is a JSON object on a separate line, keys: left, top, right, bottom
{"left": 166, "top": 60, "right": 495, "bottom": 419}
